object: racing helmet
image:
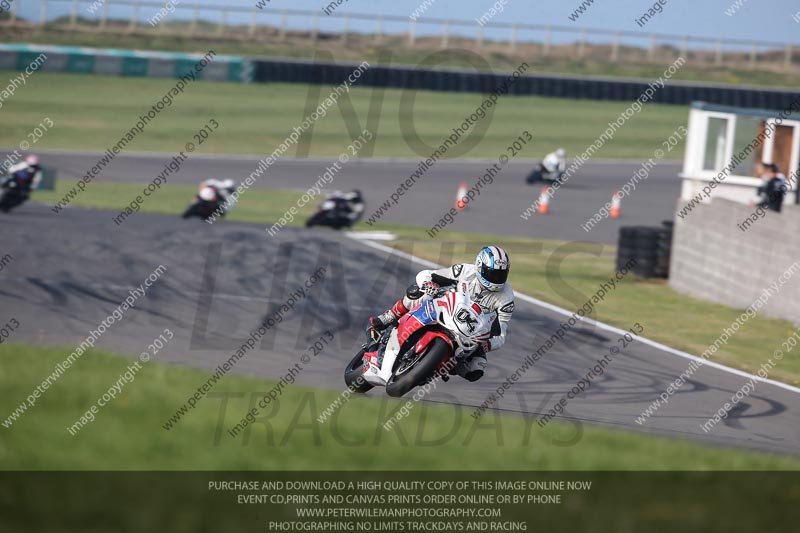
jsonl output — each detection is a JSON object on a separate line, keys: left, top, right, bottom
{"left": 199, "top": 186, "right": 217, "bottom": 202}
{"left": 475, "top": 246, "right": 510, "bottom": 292}
{"left": 25, "top": 155, "right": 40, "bottom": 167}
{"left": 221, "top": 179, "right": 235, "bottom": 190}
{"left": 555, "top": 148, "right": 566, "bottom": 158}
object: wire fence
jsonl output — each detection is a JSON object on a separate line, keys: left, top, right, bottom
{"left": 8, "top": 0, "right": 800, "bottom": 72}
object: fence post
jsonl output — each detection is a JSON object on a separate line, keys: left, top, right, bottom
{"left": 39, "top": 0, "right": 48, "bottom": 26}
{"left": 69, "top": 0, "right": 78, "bottom": 28}
{"left": 510, "top": 24, "right": 518, "bottom": 53}
{"left": 477, "top": 24, "right": 484, "bottom": 47}
{"left": 714, "top": 38, "right": 722, "bottom": 66}
{"left": 310, "top": 12, "right": 319, "bottom": 42}
{"left": 647, "top": 34, "right": 655, "bottom": 61}
{"left": 279, "top": 9, "right": 288, "bottom": 41}
{"left": 249, "top": 7, "right": 257, "bottom": 37}
{"left": 441, "top": 20, "right": 449, "bottom": 48}
{"left": 785, "top": 44, "right": 793, "bottom": 70}
{"left": 577, "top": 28, "right": 586, "bottom": 58}
{"left": 100, "top": 0, "right": 108, "bottom": 28}
{"left": 129, "top": 0, "right": 139, "bottom": 32}
{"left": 408, "top": 19, "right": 417, "bottom": 46}
{"left": 375, "top": 15, "right": 383, "bottom": 44}
{"left": 342, "top": 14, "right": 350, "bottom": 44}
{"left": 610, "top": 32, "right": 619, "bottom": 62}
{"left": 190, "top": 7, "right": 198, "bottom": 36}
{"left": 217, "top": 8, "right": 228, "bottom": 36}
{"left": 749, "top": 42, "right": 756, "bottom": 69}
{"left": 680, "top": 35, "right": 688, "bottom": 62}
{"left": 542, "top": 25, "right": 551, "bottom": 56}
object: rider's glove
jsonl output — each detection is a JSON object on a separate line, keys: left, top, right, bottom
{"left": 421, "top": 280, "right": 440, "bottom": 298}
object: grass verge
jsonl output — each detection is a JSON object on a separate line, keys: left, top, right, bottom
{"left": 1, "top": 343, "right": 797, "bottom": 470}
{"left": 0, "top": 72, "right": 686, "bottom": 159}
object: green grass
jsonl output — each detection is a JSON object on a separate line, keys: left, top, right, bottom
{"left": 1, "top": 343, "right": 797, "bottom": 470}
{"left": 7, "top": 25, "right": 800, "bottom": 88}
{"left": 0, "top": 72, "right": 686, "bottom": 159}
{"left": 31, "top": 180, "right": 800, "bottom": 386}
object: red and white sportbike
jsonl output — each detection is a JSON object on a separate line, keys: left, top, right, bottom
{"left": 344, "top": 278, "right": 500, "bottom": 397}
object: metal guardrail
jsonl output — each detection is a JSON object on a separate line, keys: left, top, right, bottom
{"left": 8, "top": 0, "right": 799, "bottom": 72}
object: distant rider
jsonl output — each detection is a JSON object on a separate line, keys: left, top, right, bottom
{"left": 200, "top": 178, "right": 236, "bottom": 215}
{"left": 526, "top": 148, "right": 566, "bottom": 184}
{"left": 335, "top": 189, "right": 365, "bottom": 225}
{"left": 369, "top": 246, "right": 514, "bottom": 382}
{"left": 4, "top": 155, "right": 42, "bottom": 191}
{"left": 1, "top": 155, "right": 42, "bottom": 212}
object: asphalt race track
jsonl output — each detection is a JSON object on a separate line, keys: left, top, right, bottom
{"left": 30, "top": 150, "right": 682, "bottom": 245}
{"left": 2, "top": 203, "right": 798, "bottom": 456}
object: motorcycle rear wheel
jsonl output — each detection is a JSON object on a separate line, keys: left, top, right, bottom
{"left": 385, "top": 338, "right": 451, "bottom": 398}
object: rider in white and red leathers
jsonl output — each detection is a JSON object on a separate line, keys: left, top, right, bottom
{"left": 369, "top": 246, "right": 514, "bottom": 382}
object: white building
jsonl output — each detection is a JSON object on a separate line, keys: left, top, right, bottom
{"left": 681, "top": 101, "right": 799, "bottom": 206}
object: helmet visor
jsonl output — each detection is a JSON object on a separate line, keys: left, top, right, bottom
{"left": 480, "top": 264, "right": 508, "bottom": 285}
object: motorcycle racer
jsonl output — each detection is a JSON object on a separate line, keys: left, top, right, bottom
{"left": 5, "top": 155, "right": 42, "bottom": 190}
{"left": 542, "top": 148, "right": 567, "bottom": 177}
{"left": 199, "top": 178, "right": 236, "bottom": 215}
{"left": 369, "top": 246, "right": 514, "bottom": 382}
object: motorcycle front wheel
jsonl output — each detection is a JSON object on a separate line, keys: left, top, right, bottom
{"left": 343, "top": 348, "right": 375, "bottom": 394}
{"left": 385, "top": 338, "right": 451, "bottom": 398}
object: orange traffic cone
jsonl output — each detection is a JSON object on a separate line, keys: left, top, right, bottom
{"left": 610, "top": 191, "right": 622, "bottom": 218}
{"left": 455, "top": 182, "right": 468, "bottom": 210}
{"left": 537, "top": 186, "right": 551, "bottom": 214}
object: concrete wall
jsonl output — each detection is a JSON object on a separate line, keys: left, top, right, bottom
{"left": 670, "top": 199, "right": 800, "bottom": 324}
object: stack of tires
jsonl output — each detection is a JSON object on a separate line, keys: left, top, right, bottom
{"left": 655, "top": 221, "right": 674, "bottom": 278}
{"left": 616, "top": 222, "right": 673, "bottom": 279}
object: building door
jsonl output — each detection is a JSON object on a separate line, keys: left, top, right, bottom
{"left": 771, "top": 125, "right": 795, "bottom": 178}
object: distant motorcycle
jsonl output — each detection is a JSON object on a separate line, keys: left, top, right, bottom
{"left": 306, "top": 191, "right": 364, "bottom": 230}
{"left": 525, "top": 163, "right": 565, "bottom": 185}
{"left": 0, "top": 175, "right": 32, "bottom": 213}
{"left": 181, "top": 185, "right": 224, "bottom": 221}
{"left": 344, "top": 277, "right": 500, "bottom": 398}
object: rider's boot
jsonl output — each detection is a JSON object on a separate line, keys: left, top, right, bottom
{"left": 369, "top": 299, "right": 408, "bottom": 332}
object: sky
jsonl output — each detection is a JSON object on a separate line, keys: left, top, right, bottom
{"left": 15, "top": 0, "right": 800, "bottom": 50}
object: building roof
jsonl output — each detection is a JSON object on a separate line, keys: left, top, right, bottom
{"left": 691, "top": 101, "right": 800, "bottom": 120}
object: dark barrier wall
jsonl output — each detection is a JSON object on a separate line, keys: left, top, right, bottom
{"left": 253, "top": 59, "right": 799, "bottom": 110}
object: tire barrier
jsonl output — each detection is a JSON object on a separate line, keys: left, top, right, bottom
{"left": 617, "top": 221, "right": 673, "bottom": 279}
{"left": 1, "top": 41, "right": 794, "bottom": 108}
{"left": 0, "top": 43, "right": 252, "bottom": 83}
{"left": 253, "top": 58, "right": 799, "bottom": 110}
